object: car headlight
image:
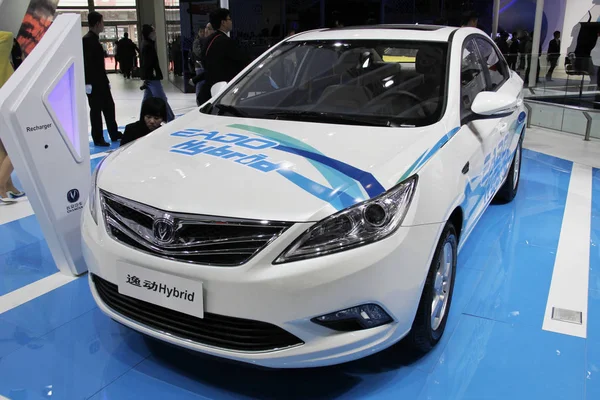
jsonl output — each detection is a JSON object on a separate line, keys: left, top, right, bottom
{"left": 274, "top": 176, "right": 418, "bottom": 264}
{"left": 89, "top": 156, "right": 107, "bottom": 225}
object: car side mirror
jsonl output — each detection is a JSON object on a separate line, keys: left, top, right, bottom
{"left": 211, "top": 81, "right": 228, "bottom": 98}
{"left": 470, "top": 91, "right": 520, "bottom": 119}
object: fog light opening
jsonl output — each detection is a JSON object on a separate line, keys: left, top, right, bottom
{"left": 312, "top": 304, "right": 393, "bottom": 332}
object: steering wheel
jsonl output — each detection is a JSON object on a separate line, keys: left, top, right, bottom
{"left": 367, "top": 90, "right": 430, "bottom": 118}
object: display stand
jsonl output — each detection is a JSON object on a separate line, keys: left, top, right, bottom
{"left": 0, "top": 14, "right": 90, "bottom": 276}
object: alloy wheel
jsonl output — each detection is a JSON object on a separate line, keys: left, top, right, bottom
{"left": 431, "top": 240, "right": 454, "bottom": 331}
{"left": 513, "top": 144, "right": 521, "bottom": 190}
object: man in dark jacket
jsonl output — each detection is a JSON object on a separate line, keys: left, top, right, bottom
{"left": 191, "top": 23, "right": 214, "bottom": 106}
{"left": 115, "top": 32, "right": 138, "bottom": 79}
{"left": 508, "top": 32, "right": 519, "bottom": 71}
{"left": 495, "top": 31, "right": 510, "bottom": 58}
{"left": 140, "top": 24, "right": 174, "bottom": 121}
{"left": 197, "top": 8, "right": 250, "bottom": 104}
{"left": 546, "top": 31, "right": 561, "bottom": 81}
{"left": 82, "top": 11, "right": 122, "bottom": 147}
{"left": 460, "top": 11, "right": 478, "bottom": 28}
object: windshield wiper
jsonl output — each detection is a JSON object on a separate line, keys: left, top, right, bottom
{"left": 213, "top": 104, "right": 249, "bottom": 118}
{"left": 265, "top": 110, "right": 395, "bottom": 127}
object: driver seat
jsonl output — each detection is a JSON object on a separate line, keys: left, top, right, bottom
{"left": 414, "top": 46, "right": 445, "bottom": 101}
{"left": 314, "top": 51, "right": 374, "bottom": 112}
{"left": 365, "top": 46, "right": 445, "bottom": 119}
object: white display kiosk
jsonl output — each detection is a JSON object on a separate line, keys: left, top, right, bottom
{"left": 0, "top": 14, "right": 91, "bottom": 276}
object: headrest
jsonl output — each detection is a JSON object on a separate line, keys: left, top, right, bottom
{"left": 416, "top": 46, "right": 444, "bottom": 75}
{"left": 333, "top": 48, "right": 363, "bottom": 75}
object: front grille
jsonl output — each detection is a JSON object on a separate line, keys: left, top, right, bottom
{"left": 100, "top": 190, "right": 292, "bottom": 266}
{"left": 92, "top": 275, "right": 304, "bottom": 352}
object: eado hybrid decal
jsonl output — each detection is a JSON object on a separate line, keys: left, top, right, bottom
{"left": 169, "top": 128, "right": 291, "bottom": 173}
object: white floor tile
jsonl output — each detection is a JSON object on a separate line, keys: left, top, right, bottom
{"left": 523, "top": 126, "right": 600, "bottom": 169}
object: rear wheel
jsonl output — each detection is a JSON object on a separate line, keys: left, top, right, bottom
{"left": 408, "top": 223, "right": 458, "bottom": 353}
{"left": 494, "top": 138, "right": 522, "bottom": 203}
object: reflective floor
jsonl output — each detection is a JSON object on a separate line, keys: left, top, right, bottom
{"left": 0, "top": 76, "right": 598, "bottom": 399}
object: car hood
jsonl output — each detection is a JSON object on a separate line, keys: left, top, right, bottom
{"left": 98, "top": 112, "right": 455, "bottom": 222}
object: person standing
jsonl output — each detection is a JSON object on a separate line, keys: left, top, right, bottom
{"left": 460, "top": 11, "right": 478, "bottom": 28}
{"left": 508, "top": 32, "right": 520, "bottom": 71}
{"left": 332, "top": 11, "right": 344, "bottom": 28}
{"left": 592, "top": 32, "right": 600, "bottom": 109}
{"left": 140, "top": 24, "right": 174, "bottom": 122}
{"left": 82, "top": 11, "right": 122, "bottom": 147}
{"left": 546, "top": 31, "right": 561, "bottom": 81}
{"left": 198, "top": 8, "right": 250, "bottom": 105}
{"left": 518, "top": 31, "right": 529, "bottom": 72}
{"left": 0, "top": 31, "right": 24, "bottom": 203}
{"left": 171, "top": 36, "right": 182, "bottom": 76}
{"left": 496, "top": 31, "right": 510, "bottom": 58}
{"left": 191, "top": 23, "right": 213, "bottom": 106}
{"left": 115, "top": 32, "right": 138, "bottom": 79}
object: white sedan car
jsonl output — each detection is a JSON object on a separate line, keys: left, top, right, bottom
{"left": 82, "top": 25, "right": 526, "bottom": 368}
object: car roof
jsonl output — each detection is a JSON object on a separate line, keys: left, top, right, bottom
{"left": 288, "top": 25, "right": 459, "bottom": 42}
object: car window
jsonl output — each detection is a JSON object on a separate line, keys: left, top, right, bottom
{"left": 461, "top": 38, "right": 487, "bottom": 116}
{"left": 207, "top": 40, "right": 449, "bottom": 128}
{"left": 475, "top": 37, "right": 509, "bottom": 90}
{"left": 381, "top": 47, "right": 418, "bottom": 64}
{"left": 236, "top": 45, "right": 310, "bottom": 100}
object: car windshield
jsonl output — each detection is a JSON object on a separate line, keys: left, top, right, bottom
{"left": 202, "top": 39, "right": 449, "bottom": 127}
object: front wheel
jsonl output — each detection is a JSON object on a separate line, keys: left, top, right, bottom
{"left": 494, "top": 138, "right": 522, "bottom": 203}
{"left": 408, "top": 222, "right": 458, "bottom": 353}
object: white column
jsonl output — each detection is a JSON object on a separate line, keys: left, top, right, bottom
{"left": 137, "top": 0, "right": 169, "bottom": 83}
{"left": 492, "top": 0, "right": 500, "bottom": 38}
{"left": 152, "top": 0, "right": 169, "bottom": 80}
{"left": 529, "top": 0, "right": 545, "bottom": 87}
{"left": 220, "top": 0, "right": 229, "bottom": 8}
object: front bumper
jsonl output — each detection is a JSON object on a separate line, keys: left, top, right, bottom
{"left": 81, "top": 205, "right": 443, "bottom": 368}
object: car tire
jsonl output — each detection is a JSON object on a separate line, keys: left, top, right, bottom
{"left": 494, "top": 138, "right": 522, "bottom": 204}
{"left": 408, "top": 222, "right": 458, "bottom": 353}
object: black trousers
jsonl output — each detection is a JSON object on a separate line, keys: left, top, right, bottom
{"left": 121, "top": 66, "right": 132, "bottom": 78}
{"left": 547, "top": 57, "right": 558, "bottom": 79}
{"left": 121, "top": 61, "right": 133, "bottom": 78}
{"left": 86, "top": 85, "right": 119, "bottom": 144}
{"left": 198, "top": 81, "right": 213, "bottom": 106}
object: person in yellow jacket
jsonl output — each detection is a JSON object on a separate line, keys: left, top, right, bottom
{"left": 0, "top": 31, "right": 25, "bottom": 204}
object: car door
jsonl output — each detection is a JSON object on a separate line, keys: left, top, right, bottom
{"left": 472, "top": 37, "right": 513, "bottom": 204}
{"left": 459, "top": 36, "right": 509, "bottom": 238}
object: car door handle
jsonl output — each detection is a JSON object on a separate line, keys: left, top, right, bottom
{"left": 498, "top": 123, "right": 509, "bottom": 135}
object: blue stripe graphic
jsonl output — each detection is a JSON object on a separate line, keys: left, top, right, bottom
{"left": 398, "top": 127, "right": 461, "bottom": 182}
{"left": 277, "top": 169, "right": 357, "bottom": 209}
{"left": 228, "top": 124, "right": 366, "bottom": 202}
{"left": 274, "top": 145, "right": 386, "bottom": 198}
